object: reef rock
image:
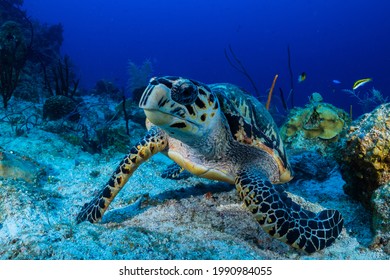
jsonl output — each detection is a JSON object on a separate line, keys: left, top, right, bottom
{"left": 0, "top": 147, "right": 45, "bottom": 184}
{"left": 288, "top": 151, "right": 337, "bottom": 182}
{"left": 371, "top": 183, "right": 390, "bottom": 251}
{"left": 340, "top": 103, "right": 390, "bottom": 208}
{"left": 339, "top": 103, "right": 390, "bottom": 249}
{"left": 280, "top": 93, "right": 351, "bottom": 155}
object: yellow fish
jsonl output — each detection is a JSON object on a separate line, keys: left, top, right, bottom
{"left": 353, "top": 78, "right": 372, "bottom": 90}
{"left": 298, "top": 72, "right": 306, "bottom": 83}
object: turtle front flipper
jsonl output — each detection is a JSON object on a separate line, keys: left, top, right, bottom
{"left": 161, "top": 163, "right": 185, "bottom": 179}
{"left": 161, "top": 163, "right": 191, "bottom": 180}
{"left": 76, "top": 126, "right": 168, "bottom": 224}
{"left": 235, "top": 168, "right": 343, "bottom": 253}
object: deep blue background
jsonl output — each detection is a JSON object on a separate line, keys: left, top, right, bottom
{"left": 23, "top": 0, "right": 390, "bottom": 117}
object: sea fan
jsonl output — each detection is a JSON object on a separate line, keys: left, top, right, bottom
{"left": 342, "top": 87, "right": 387, "bottom": 113}
{"left": 126, "top": 59, "right": 153, "bottom": 97}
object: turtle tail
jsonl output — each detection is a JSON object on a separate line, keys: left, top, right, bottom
{"left": 235, "top": 168, "right": 343, "bottom": 253}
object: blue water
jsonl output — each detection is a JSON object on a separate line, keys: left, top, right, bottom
{"left": 23, "top": 0, "right": 390, "bottom": 117}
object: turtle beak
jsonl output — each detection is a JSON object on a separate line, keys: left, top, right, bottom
{"left": 279, "top": 167, "right": 293, "bottom": 183}
{"left": 139, "top": 78, "right": 173, "bottom": 126}
{"left": 272, "top": 153, "right": 293, "bottom": 184}
{"left": 139, "top": 78, "right": 168, "bottom": 109}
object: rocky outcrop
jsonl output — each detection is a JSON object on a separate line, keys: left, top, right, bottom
{"left": 340, "top": 103, "right": 390, "bottom": 208}
{"left": 339, "top": 103, "right": 390, "bottom": 248}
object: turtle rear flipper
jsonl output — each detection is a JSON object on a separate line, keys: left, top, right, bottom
{"left": 161, "top": 163, "right": 191, "bottom": 180}
{"left": 76, "top": 127, "right": 168, "bottom": 224}
{"left": 235, "top": 168, "right": 343, "bottom": 253}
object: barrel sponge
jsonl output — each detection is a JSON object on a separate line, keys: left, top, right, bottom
{"left": 43, "top": 95, "right": 80, "bottom": 121}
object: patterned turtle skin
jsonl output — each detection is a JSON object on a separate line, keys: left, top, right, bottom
{"left": 77, "top": 76, "right": 344, "bottom": 253}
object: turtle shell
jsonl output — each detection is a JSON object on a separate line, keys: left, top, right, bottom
{"left": 210, "top": 83, "right": 291, "bottom": 181}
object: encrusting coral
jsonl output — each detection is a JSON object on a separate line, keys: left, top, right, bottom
{"left": 338, "top": 103, "right": 390, "bottom": 249}
{"left": 280, "top": 92, "right": 351, "bottom": 154}
{"left": 339, "top": 103, "right": 390, "bottom": 208}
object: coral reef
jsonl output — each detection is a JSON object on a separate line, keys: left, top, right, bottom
{"left": 0, "top": 90, "right": 388, "bottom": 259}
{"left": 371, "top": 184, "right": 390, "bottom": 252}
{"left": 343, "top": 87, "right": 388, "bottom": 114}
{"left": 0, "top": 20, "right": 28, "bottom": 108}
{"left": 94, "top": 79, "right": 121, "bottom": 100}
{"left": 115, "top": 98, "right": 146, "bottom": 125}
{"left": 45, "top": 55, "right": 79, "bottom": 98}
{"left": 280, "top": 92, "right": 351, "bottom": 154}
{"left": 339, "top": 103, "right": 390, "bottom": 207}
{"left": 338, "top": 103, "right": 390, "bottom": 249}
{"left": 1, "top": 1, "right": 75, "bottom": 105}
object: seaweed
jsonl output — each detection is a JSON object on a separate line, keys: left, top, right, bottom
{"left": 224, "top": 44, "right": 259, "bottom": 98}
{"left": 342, "top": 87, "right": 388, "bottom": 114}
{"left": 127, "top": 59, "right": 153, "bottom": 102}
{"left": 44, "top": 55, "right": 79, "bottom": 98}
{"left": 0, "top": 21, "right": 28, "bottom": 108}
{"left": 265, "top": 74, "right": 278, "bottom": 110}
{"left": 279, "top": 87, "right": 288, "bottom": 111}
{"left": 121, "top": 90, "right": 130, "bottom": 136}
{"left": 287, "top": 44, "right": 294, "bottom": 108}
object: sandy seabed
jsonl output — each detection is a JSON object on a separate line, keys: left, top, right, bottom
{"left": 0, "top": 99, "right": 388, "bottom": 260}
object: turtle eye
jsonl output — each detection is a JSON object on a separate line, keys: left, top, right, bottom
{"left": 171, "top": 79, "right": 198, "bottom": 105}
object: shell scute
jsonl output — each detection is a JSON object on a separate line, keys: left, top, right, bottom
{"left": 210, "top": 83, "right": 290, "bottom": 175}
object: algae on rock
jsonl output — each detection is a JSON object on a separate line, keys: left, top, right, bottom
{"left": 0, "top": 147, "right": 45, "bottom": 184}
{"left": 280, "top": 92, "right": 351, "bottom": 155}
{"left": 371, "top": 184, "right": 390, "bottom": 250}
{"left": 338, "top": 103, "right": 390, "bottom": 250}
{"left": 340, "top": 103, "right": 390, "bottom": 208}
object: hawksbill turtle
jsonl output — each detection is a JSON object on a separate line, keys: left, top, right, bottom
{"left": 77, "top": 76, "right": 344, "bottom": 253}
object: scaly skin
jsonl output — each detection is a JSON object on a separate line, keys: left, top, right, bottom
{"left": 161, "top": 163, "right": 185, "bottom": 179}
{"left": 76, "top": 126, "right": 167, "bottom": 223}
{"left": 235, "top": 167, "right": 344, "bottom": 253}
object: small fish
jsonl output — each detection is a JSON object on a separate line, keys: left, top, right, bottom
{"left": 298, "top": 72, "right": 306, "bottom": 83}
{"left": 332, "top": 79, "right": 341, "bottom": 84}
{"left": 353, "top": 78, "right": 372, "bottom": 90}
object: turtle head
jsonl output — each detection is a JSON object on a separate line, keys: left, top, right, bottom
{"left": 139, "top": 76, "right": 221, "bottom": 141}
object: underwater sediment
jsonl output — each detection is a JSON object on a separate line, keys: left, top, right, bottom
{"left": 0, "top": 92, "right": 388, "bottom": 259}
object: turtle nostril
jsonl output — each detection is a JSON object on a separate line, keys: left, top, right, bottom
{"left": 149, "top": 77, "right": 159, "bottom": 85}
